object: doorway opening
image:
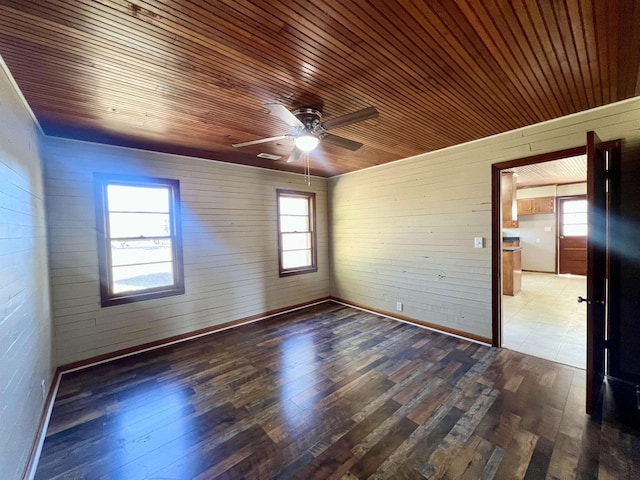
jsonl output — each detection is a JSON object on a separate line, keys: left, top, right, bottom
{"left": 492, "top": 147, "right": 588, "bottom": 369}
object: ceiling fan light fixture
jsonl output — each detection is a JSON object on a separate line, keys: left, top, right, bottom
{"left": 294, "top": 134, "right": 319, "bottom": 152}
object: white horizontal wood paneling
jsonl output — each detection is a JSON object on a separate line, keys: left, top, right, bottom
{"left": 329, "top": 97, "right": 640, "bottom": 340}
{"left": 0, "top": 62, "right": 53, "bottom": 480}
{"left": 517, "top": 185, "right": 557, "bottom": 199}
{"left": 516, "top": 183, "right": 586, "bottom": 199}
{"left": 557, "top": 183, "right": 587, "bottom": 196}
{"left": 44, "top": 138, "right": 329, "bottom": 365}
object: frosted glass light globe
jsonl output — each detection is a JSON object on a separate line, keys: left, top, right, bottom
{"left": 294, "top": 134, "right": 319, "bottom": 152}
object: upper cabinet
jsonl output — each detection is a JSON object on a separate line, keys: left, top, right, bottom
{"left": 501, "top": 172, "right": 518, "bottom": 228}
{"left": 517, "top": 198, "right": 534, "bottom": 215}
{"left": 517, "top": 196, "right": 555, "bottom": 215}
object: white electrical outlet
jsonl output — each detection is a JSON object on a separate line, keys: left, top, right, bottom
{"left": 474, "top": 237, "right": 483, "bottom": 248}
{"left": 41, "top": 379, "right": 46, "bottom": 400}
{"left": 396, "top": 301, "right": 403, "bottom": 312}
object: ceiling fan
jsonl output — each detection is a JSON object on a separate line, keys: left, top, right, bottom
{"left": 232, "top": 103, "right": 379, "bottom": 163}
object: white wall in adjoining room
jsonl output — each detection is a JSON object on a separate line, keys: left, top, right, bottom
{"left": 329, "top": 97, "right": 640, "bottom": 341}
{"left": 0, "top": 62, "right": 54, "bottom": 480}
{"left": 517, "top": 185, "right": 556, "bottom": 199}
{"left": 515, "top": 183, "right": 587, "bottom": 273}
{"left": 44, "top": 137, "right": 330, "bottom": 366}
{"left": 516, "top": 186, "right": 558, "bottom": 273}
{"left": 518, "top": 214, "right": 556, "bottom": 273}
{"left": 557, "top": 182, "right": 587, "bottom": 196}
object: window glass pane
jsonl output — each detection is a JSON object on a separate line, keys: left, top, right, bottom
{"left": 112, "top": 262, "right": 174, "bottom": 293}
{"left": 282, "top": 250, "right": 311, "bottom": 269}
{"left": 563, "top": 200, "right": 587, "bottom": 214}
{"left": 562, "top": 212, "right": 587, "bottom": 225}
{"left": 564, "top": 224, "right": 588, "bottom": 236}
{"left": 109, "top": 212, "right": 170, "bottom": 238}
{"left": 111, "top": 239, "right": 172, "bottom": 267}
{"left": 107, "top": 185, "right": 170, "bottom": 213}
{"left": 279, "top": 196, "right": 308, "bottom": 215}
{"left": 277, "top": 190, "right": 315, "bottom": 275}
{"left": 280, "top": 215, "right": 309, "bottom": 233}
{"left": 282, "top": 232, "right": 311, "bottom": 251}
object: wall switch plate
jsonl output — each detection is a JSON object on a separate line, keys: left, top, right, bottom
{"left": 544, "top": 226, "right": 552, "bottom": 232}
{"left": 474, "top": 237, "right": 483, "bottom": 248}
{"left": 396, "top": 301, "right": 403, "bottom": 312}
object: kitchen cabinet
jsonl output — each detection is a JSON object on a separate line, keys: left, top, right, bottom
{"left": 502, "top": 247, "right": 522, "bottom": 296}
{"left": 517, "top": 196, "right": 555, "bottom": 215}
{"left": 501, "top": 172, "right": 518, "bottom": 227}
{"left": 534, "top": 196, "right": 555, "bottom": 213}
{"left": 517, "top": 199, "right": 533, "bottom": 215}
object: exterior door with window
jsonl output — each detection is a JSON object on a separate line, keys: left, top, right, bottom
{"left": 558, "top": 196, "right": 587, "bottom": 275}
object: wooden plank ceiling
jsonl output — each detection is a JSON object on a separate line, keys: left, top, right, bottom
{"left": 510, "top": 154, "right": 587, "bottom": 187}
{"left": 0, "top": 1, "right": 639, "bottom": 177}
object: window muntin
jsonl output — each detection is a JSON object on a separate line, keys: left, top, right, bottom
{"left": 277, "top": 190, "right": 317, "bottom": 276}
{"left": 95, "top": 175, "right": 184, "bottom": 306}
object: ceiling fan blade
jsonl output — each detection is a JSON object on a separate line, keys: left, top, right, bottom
{"left": 266, "top": 103, "right": 304, "bottom": 128}
{"left": 232, "top": 135, "right": 289, "bottom": 148}
{"left": 322, "top": 106, "right": 379, "bottom": 130}
{"left": 287, "top": 148, "right": 303, "bottom": 163}
{"left": 322, "top": 133, "right": 363, "bottom": 151}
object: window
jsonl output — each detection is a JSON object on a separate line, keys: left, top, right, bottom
{"left": 277, "top": 189, "right": 317, "bottom": 276}
{"left": 95, "top": 174, "right": 184, "bottom": 306}
{"left": 561, "top": 198, "right": 588, "bottom": 236}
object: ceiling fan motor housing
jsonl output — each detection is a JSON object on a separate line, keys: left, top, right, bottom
{"left": 293, "top": 108, "right": 324, "bottom": 136}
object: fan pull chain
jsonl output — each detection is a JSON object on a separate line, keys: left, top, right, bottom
{"left": 305, "top": 152, "right": 311, "bottom": 186}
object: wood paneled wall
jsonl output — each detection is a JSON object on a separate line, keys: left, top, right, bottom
{"left": 0, "top": 63, "right": 53, "bottom": 480}
{"left": 44, "top": 138, "right": 329, "bottom": 365}
{"left": 329, "top": 97, "right": 640, "bottom": 340}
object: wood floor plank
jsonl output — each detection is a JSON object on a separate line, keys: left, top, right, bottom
{"left": 34, "top": 302, "right": 640, "bottom": 479}
{"left": 522, "top": 436, "right": 554, "bottom": 480}
{"left": 493, "top": 428, "right": 539, "bottom": 480}
{"left": 349, "top": 417, "right": 419, "bottom": 479}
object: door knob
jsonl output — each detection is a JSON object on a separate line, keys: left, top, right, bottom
{"left": 577, "top": 296, "right": 604, "bottom": 305}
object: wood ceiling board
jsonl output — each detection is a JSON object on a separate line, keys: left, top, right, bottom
{"left": 510, "top": 155, "right": 587, "bottom": 187}
{"left": 0, "top": 1, "right": 639, "bottom": 177}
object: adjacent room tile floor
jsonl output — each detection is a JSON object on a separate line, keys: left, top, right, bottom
{"left": 502, "top": 272, "right": 587, "bottom": 369}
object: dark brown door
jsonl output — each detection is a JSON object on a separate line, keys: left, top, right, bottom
{"left": 558, "top": 196, "right": 587, "bottom": 275}
{"left": 607, "top": 142, "right": 638, "bottom": 384}
{"left": 585, "top": 131, "right": 609, "bottom": 416}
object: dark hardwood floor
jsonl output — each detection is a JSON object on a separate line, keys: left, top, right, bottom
{"left": 35, "top": 302, "right": 639, "bottom": 479}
